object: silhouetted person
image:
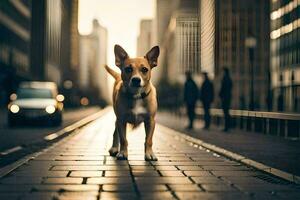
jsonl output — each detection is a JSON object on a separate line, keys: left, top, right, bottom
{"left": 255, "top": 100, "right": 260, "bottom": 110}
{"left": 184, "top": 71, "right": 198, "bottom": 129}
{"left": 200, "top": 73, "right": 214, "bottom": 129}
{"left": 266, "top": 91, "right": 273, "bottom": 111}
{"left": 277, "top": 93, "right": 284, "bottom": 111}
{"left": 219, "top": 67, "right": 232, "bottom": 132}
{"left": 239, "top": 95, "right": 246, "bottom": 110}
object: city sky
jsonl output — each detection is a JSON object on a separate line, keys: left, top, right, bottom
{"left": 78, "top": 0, "right": 155, "bottom": 68}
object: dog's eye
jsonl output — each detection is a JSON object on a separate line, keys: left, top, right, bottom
{"left": 124, "top": 66, "right": 133, "bottom": 73}
{"left": 141, "top": 67, "right": 148, "bottom": 74}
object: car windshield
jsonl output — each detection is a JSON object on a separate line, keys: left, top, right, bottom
{"left": 16, "top": 88, "right": 53, "bottom": 99}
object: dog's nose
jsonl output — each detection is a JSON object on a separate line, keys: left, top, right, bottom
{"left": 131, "top": 77, "right": 141, "bottom": 87}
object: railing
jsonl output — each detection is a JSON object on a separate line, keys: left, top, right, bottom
{"left": 179, "top": 107, "right": 300, "bottom": 139}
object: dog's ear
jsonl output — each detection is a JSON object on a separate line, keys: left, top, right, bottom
{"left": 114, "top": 44, "right": 129, "bottom": 68}
{"left": 145, "top": 46, "right": 160, "bottom": 68}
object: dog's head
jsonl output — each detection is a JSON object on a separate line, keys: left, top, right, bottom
{"left": 114, "top": 44, "right": 159, "bottom": 93}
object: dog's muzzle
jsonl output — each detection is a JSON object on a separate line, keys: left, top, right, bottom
{"left": 131, "top": 77, "right": 141, "bottom": 87}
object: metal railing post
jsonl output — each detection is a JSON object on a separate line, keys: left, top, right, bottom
{"left": 192, "top": 107, "right": 299, "bottom": 139}
{"left": 284, "top": 120, "right": 288, "bottom": 138}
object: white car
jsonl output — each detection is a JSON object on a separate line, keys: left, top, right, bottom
{"left": 7, "top": 82, "right": 64, "bottom": 126}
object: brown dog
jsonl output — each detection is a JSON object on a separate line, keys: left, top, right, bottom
{"left": 105, "top": 44, "right": 160, "bottom": 161}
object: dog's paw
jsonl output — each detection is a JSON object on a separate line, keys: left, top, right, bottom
{"left": 109, "top": 147, "right": 119, "bottom": 157}
{"left": 144, "top": 153, "right": 158, "bottom": 161}
{"left": 116, "top": 151, "right": 128, "bottom": 160}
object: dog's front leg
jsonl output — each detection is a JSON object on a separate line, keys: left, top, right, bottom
{"left": 116, "top": 119, "right": 128, "bottom": 160}
{"left": 144, "top": 117, "right": 157, "bottom": 161}
{"left": 109, "top": 122, "right": 120, "bottom": 156}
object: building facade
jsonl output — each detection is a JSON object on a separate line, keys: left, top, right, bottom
{"left": 153, "top": 0, "right": 180, "bottom": 85}
{"left": 155, "top": 0, "right": 270, "bottom": 110}
{"left": 270, "top": 0, "right": 300, "bottom": 112}
{"left": 214, "top": 0, "right": 270, "bottom": 110}
{"left": 137, "top": 19, "right": 153, "bottom": 56}
{"left": 30, "top": 0, "right": 80, "bottom": 106}
{"left": 155, "top": 0, "right": 200, "bottom": 84}
{"left": 200, "top": 0, "right": 215, "bottom": 77}
{"left": 0, "top": 0, "right": 79, "bottom": 106}
{"left": 0, "top": 0, "right": 32, "bottom": 105}
{"left": 60, "top": 0, "right": 80, "bottom": 106}
{"left": 156, "top": 0, "right": 179, "bottom": 46}
{"left": 199, "top": 0, "right": 270, "bottom": 110}
{"left": 79, "top": 19, "right": 108, "bottom": 105}
{"left": 177, "top": 11, "right": 200, "bottom": 76}
{"left": 30, "top": 0, "right": 62, "bottom": 84}
{"left": 60, "top": 0, "right": 79, "bottom": 84}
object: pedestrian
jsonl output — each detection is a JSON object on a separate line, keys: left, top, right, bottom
{"left": 266, "top": 91, "right": 273, "bottom": 111}
{"left": 200, "top": 72, "right": 214, "bottom": 129}
{"left": 277, "top": 93, "right": 284, "bottom": 111}
{"left": 239, "top": 95, "right": 246, "bottom": 110}
{"left": 219, "top": 67, "right": 232, "bottom": 132}
{"left": 184, "top": 71, "right": 198, "bottom": 130}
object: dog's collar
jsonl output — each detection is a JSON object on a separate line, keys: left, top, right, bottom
{"left": 123, "top": 88, "right": 151, "bottom": 100}
{"left": 131, "top": 89, "right": 151, "bottom": 99}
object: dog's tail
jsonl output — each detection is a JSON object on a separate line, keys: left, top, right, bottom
{"left": 104, "top": 65, "right": 121, "bottom": 80}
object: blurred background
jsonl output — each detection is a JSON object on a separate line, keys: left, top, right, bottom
{"left": 1, "top": 0, "right": 300, "bottom": 180}
{"left": 0, "top": 0, "right": 299, "bottom": 112}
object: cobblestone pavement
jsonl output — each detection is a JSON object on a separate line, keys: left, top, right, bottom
{"left": 0, "top": 110, "right": 299, "bottom": 200}
{"left": 157, "top": 112, "right": 300, "bottom": 177}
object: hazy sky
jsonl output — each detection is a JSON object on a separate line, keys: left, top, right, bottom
{"left": 78, "top": 0, "right": 155, "bottom": 67}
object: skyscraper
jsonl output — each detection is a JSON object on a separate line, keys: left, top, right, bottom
{"left": 270, "top": 0, "right": 300, "bottom": 112}
{"left": 200, "top": 0, "right": 215, "bottom": 77}
{"left": 30, "top": 0, "right": 62, "bottom": 83}
{"left": 156, "top": 0, "right": 270, "bottom": 110}
{"left": 30, "top": 0, "right": 80, "bottom": 106}
{"left": 0, "top": 0, "right": 32, "bottom": 105}
{"left": 79, "top": 19, "right": 108, "bottom": 105}
{"left": 61, "top": 0, "right": 79, "bottom": 87}
{"left": 200, "top": 0, "right": 270, "bottom": 110}
{"left": 137, "top": 19, "right": 153, "bottom": 56}
{"left": 155, "top": 0, "right": 200, "bottom": 84}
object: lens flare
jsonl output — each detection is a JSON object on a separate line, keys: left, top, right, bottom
{"left": 56, "top": 94, "right": 65, "bottom": 102}
{"left": 10, "top": 104, "right": 20, "bottom": 113}
{"left": 45, "top": 105, "right": 56, "bottom": 114}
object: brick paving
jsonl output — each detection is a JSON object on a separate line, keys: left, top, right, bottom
{"left": 0, "top": 110, "right": 299, "bottom": 200}
{"left": 157, "top": 111, "right": 300, "bottom": 177}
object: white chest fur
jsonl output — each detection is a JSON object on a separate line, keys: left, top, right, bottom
{"left": 124, "top": 99, "right": 148, "bottom": 125}
{"left": 131, "top": 99, "right": 147, "bottom": 116}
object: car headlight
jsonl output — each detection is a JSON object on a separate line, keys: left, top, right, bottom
{"left": 10, "top": 104, "right": 20, "bottom": 113}
{"left": 45, "top": 105, "right": 56, "bottom": 114}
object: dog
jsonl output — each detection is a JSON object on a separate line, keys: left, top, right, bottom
{"left": 104, "top": 44, "right": 160, "bottom": 161}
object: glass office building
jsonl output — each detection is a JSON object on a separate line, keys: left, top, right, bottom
{"left": 200, "top": 0, "right": 270, "bottom": 110}
{"left": 270, "top": 0, "right": 300, "bottom": 112}
{"left": 0, "top": 0, "right": 32, "bottom": 105}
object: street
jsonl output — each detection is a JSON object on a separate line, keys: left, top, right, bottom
{"left": 0, "top": 109, "right": 299, "bottom": 200}
{"left": 1, "top": 0, "right": 300, "bottom": 199}
{"left": 0, "top": 107, "right": 101, "bottom": 152}
{"left": 0, "top": 107, "right": 101, "bottom": 166}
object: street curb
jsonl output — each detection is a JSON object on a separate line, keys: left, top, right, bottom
{"left": 44, "top": 107, "right": 111, "bottom": 141}
{"left": 158, "top": 124, "right": 300, "bottom": 184}
{"left": 0, "top": 107, "right": 111, "bottom": 178}
{"left": 0, "top": 151, "right": 43, "bottom": 178}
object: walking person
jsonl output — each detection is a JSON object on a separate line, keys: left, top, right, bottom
{"left": 277, "top": 93, "right": 284, "bottom": 111}
{"left": 200, "top": 72, "right": 214, "bottom": 129}
{"left": 184, "top": 71, "right": 198, "bottom": 130}
{"left": 266, "top": 91, "right": 273, "bottom": 111}
{"left": 219, "top": 67, "right": 232, "bottom": 132}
